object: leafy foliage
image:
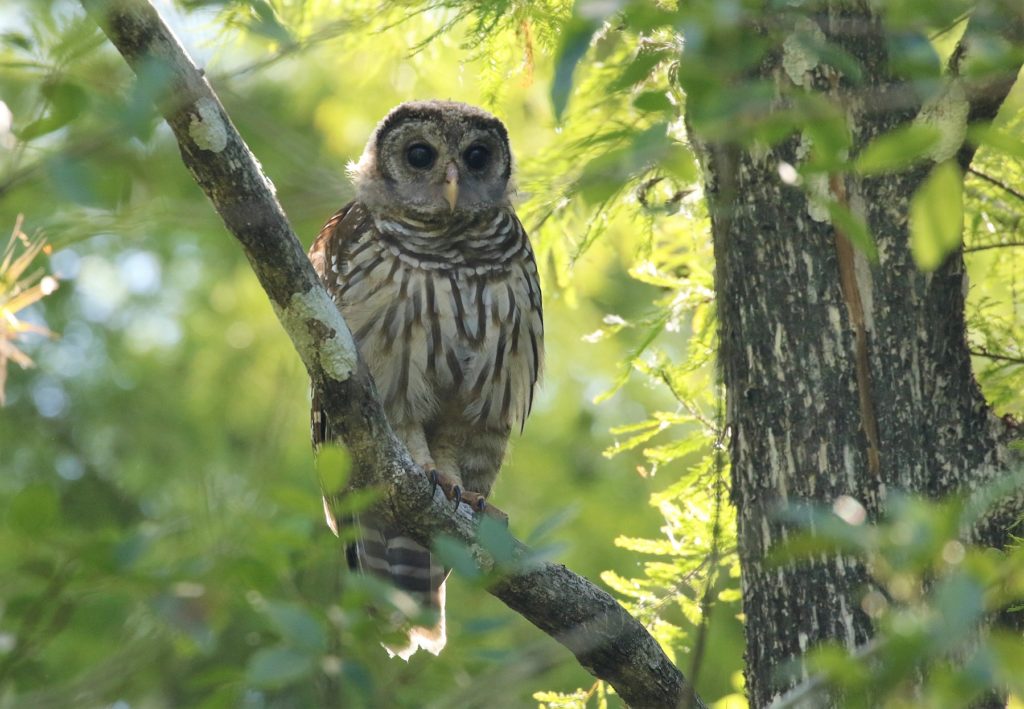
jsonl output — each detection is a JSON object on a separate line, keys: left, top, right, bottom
{"left": 2, "top": 0, "right": 1024, "bottom": 707}
{"left": 774, "top": 479, "right": 1024, "bottom": 707}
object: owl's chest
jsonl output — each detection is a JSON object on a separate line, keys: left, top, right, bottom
{"left": 333, "top": 238, "right": 534, "bottom": 427}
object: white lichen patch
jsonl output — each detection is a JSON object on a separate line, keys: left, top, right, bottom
{"left": 189, "top": 97, "right": 228, "bottom": 153}
{"left": 802, "top": 253, "right": 817, "bottom": 303}
{"left": 914, "top": 80, "right": 969, "bottom": 163}
{"left": 782, "top": 18, "right": 826, "bottom": 87}
{"left": 795, "top": 132, "right": 833, "bottom": 223}
{"left": 273, "top": 287, "right": 358, "bottom": 381}
{"left": 805, "top": 173, "right": 832, "bottom": 223}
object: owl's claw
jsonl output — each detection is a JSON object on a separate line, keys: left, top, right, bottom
{"left": 459, "top": 491, "right": 509, "bottom": 525}
{"left": 426, "top": 466, "right": 442, "bottom": 499}
{"left": 425, "top": 466, "right": 462, "bottom": 507}
{"left": 423, "top": 467, "right": 507, "bottom": 523}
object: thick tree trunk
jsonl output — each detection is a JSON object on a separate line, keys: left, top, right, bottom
{"left": 692, "top": 4, "right": 1024, "bottom": 706}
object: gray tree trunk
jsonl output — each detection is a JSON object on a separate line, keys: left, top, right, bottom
{"left": 691, "top": 5, "right": 1024, "bottom": 706}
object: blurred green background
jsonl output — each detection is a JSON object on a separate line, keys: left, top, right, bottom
{"left": 0, "top": 1, "right": 742, "bottom": 706}
{"left": 3, "top": 0, "right": 1024, "bottom": 707}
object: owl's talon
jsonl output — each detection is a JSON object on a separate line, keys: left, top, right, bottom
{"left": 456, "top": 491, "right": 506, "bottom": 523}
{"left": 451, "top": 484, "right": 462, "bottom": 510}
{"left": 425, "top": 466, "right": 461, "bottom": 504}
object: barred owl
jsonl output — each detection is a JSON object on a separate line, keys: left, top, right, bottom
{"left": 309, "top": 101, "right": 543, "bottom": 659}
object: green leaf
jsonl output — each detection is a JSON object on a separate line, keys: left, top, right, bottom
{"left": 577, "top": 146, "right": 630, "bottom": 203}
{"left": 551, "top": 15, "right": 599, "bottom": 121}
{"left": 802, "top": 103, "right": 852, "bottom": 171}
{"left": 967, "top": 125, "right": 1024, "bottom": 160}
{"left": 2, "top": 32, "right": 32, "bottom": 51}
{"left": 263, "top": 601, "right": 326, "bottom": 652}
{"left": 807, "top": 644, "right": 871, "bottom": 687}
{"left": 245, "top": 645, "right": 316, "bottom": 689}
{"left": 316, "top": 444, "right": 350, "bottom": 494}
{"left": 476, "top": 516, "right": 515, "bottom": 566}
{"left": 432, "top": 535, "right": 481, "bottom": 581}
{"left": 990, "top": 631, "right": 1024, "bottom": 693}
{"left": 632, "top": 91, "right": 673, "bottom": 114}
{"left": 19, "top": 78, "right": 89, "bottom": 140}
{"left": 662, "top": 143, "right": 697, "bottom": 182}
{"left": 620, "top": 4, "right": 677, "bottom": 31}
{"left": 827, "top": 201, "right": 878, "bottom": 262}
{"left": 609, "top": 48, "right": 671, "bottom": 91}
{"left": 331, "top": 486, "right": 380, "bottom": 517}
{"left": 7, "top": 484, "right": 59, "bottom": 536}
{"left": 855, "top": 125, "right": 941, "bottom": 175}
{"left": 910, "top": 160, "right": 964, "bottom": 271}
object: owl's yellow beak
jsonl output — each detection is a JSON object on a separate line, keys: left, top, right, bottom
{"left": 443, "top": 162, "right": 459, "bottom": 212}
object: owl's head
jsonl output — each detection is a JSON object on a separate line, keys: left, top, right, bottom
{"left": 350, "top": 100, "right": 514, "bottom": 221}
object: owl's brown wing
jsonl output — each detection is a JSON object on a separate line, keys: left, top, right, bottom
{"left": 309, "top": 202, "right": 366, "bottom": 451}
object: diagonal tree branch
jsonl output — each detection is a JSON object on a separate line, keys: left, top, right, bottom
{"left": 77, "top": 0, "right": 705, "bottom": 706}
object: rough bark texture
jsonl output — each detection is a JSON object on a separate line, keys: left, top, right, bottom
{"left": 691, "top": 3, "right": 1024, "bottom": 706}
{"left": 79, "top": 0, "right": 705, "bottom": 706}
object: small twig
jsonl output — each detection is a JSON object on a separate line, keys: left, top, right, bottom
{"left": 682, "top": 391, "right": 728, "bottom": 709}
{"left": 963, "top": 241, "right": 1024, "bottom": 254}
{"left": 968, "top": 168, "right": 1024, "bottom": 204}
{"left": 970, "top": 347, "right": 1024, "bottom": 365}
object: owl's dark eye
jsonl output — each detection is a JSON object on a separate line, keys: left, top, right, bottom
{"left": 406, "top": 143, "right": 436, "bottom": 169}
{"left": 463, "top": 144, "right": 490, "bottom": 171}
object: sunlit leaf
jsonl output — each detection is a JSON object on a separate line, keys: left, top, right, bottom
{"left": 316, "top": 444, "right": 351, "bottom": 493}
{"left": 910, "top": 160, "right": 964, "bottom": 271}
{"left": 855, "top": 124, "right": 942, "bottom": 175}
{"left": 968, "top": 125, "right": 1024, "bottom": 160}
{"left": 551, "top": 15, "right": 600, "bottom": 120}
{"left": 632, "top": 90, "right": 673, "bottom": 113}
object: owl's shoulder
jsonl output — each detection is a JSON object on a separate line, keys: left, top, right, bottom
{"left": 309, "top": 202, "right": 378, "bottom": 280}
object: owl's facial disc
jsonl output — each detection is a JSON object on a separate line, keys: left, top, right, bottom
{"left": 352, "top": 101, "right": 514, "bottom": 223}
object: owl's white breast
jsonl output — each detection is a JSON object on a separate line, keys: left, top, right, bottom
{"left": 334, "top": 233, "right": 541, "bottom": 433}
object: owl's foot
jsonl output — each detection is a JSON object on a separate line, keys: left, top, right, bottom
{"left": 426, "top": 468, "right": 507, "bottom": 523}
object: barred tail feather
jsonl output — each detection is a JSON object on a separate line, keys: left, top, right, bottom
{"left": 349, "top": 514, "right": 448, "bottom": 660}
